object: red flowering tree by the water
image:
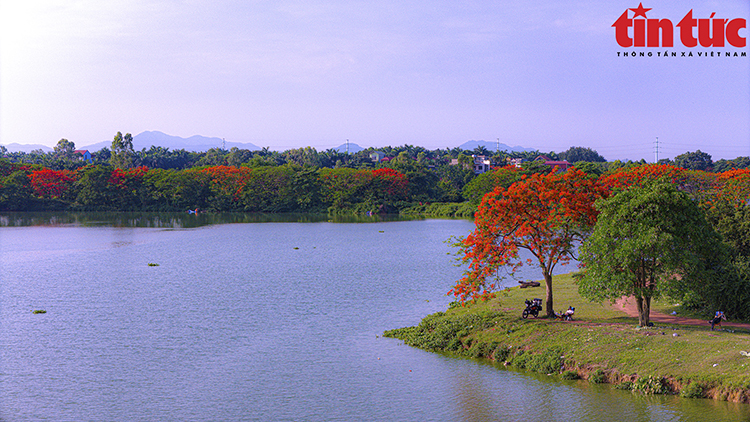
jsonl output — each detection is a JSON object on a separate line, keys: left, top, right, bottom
{"left": 200, "top": 165, "right": 254, "bottom": 209}
{"left": 372, "top": 168, "right": 409, "bottom": 203}
{"left": 451, "top": 168, "right": 607, "bottom": 316}
{"left": 106, "top": 166, "right": 149, "bottom": 208}
{"left": 28, "top": 169, "right": 76, "bottom": 199}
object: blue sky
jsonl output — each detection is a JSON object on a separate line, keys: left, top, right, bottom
{"left": 0, "top": 0, "right": 748, "bottom": 161}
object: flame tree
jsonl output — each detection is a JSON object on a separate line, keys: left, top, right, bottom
{"left": 452, "top": 168, "right": 606, "bottom": 316}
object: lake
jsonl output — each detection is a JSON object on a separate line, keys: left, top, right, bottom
{"left": 1, "top": 213, "right": 748, "bottom": 421}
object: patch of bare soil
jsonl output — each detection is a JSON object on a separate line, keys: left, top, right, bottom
{"left": 614, "top": 297, "right": 750, "bottom": 330}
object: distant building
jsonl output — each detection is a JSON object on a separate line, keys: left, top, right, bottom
{"left": 370, "top": 151, "right": 386, "bottom": 162}
{"left": 472, "top": 155, "right": 491, "bottom": 174}
{"left": 450, "top": 155, "right": 492, "bottom": 174}
{"left": 509, "top": 158, "right": 525, "bottom": 168}
{"left": 74, "top": 150, "right": 93, "bottom": 164}
{"left": 535, "top": 155, "right": 571, "bottom": 172}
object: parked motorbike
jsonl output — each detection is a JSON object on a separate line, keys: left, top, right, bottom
{"left": 522, "top": 298, "right": 543, "bottom": 319}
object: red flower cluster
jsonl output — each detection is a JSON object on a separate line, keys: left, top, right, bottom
{"left": 28, "top": 169, "right": 76, "bottom": 198}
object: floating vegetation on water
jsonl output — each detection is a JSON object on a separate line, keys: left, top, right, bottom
{"left": 148, "top": 263, "right": 160, "bottom": 266}
{"left": 293, "top": 247, "right": 299, "bottom": 250}
{"left": 32, "top": 310, "right": 46, "bottom": 314}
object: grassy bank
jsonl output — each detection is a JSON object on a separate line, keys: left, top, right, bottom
{"left": 384, "top": 273, "right": 750, "bottom": 403}
{"left": 399, "top": 202, "right": 476, "bottom": 218}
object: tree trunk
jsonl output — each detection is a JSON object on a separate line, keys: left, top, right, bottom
{"left": 635, "top": 295, "right": 651, "bottom": 326}
{"left": 544, "top": 272, "right": 554, "bottom": 317}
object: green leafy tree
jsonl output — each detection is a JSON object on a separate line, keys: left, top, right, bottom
{"left": 573, "top": 161, "right": 604, "bottom": 177}
{"left": 196, "top": 148, "right": 229, "bottom": 167}
{"left": 462, "top": 166, "right": 521, "bottom": 205}
{"left": 674, "top": 150, "right": 713, "bottom": 171}
{"left": 284, "top": 147, "right": 322, "bottom": 168}
{"left": 110, "top": 132, "right": 134, "bottom": 169}
{"left": 142, "top": 168, "right": 210, "bottom": 210}
{"left": 456, "top": 153, "right": 472, "bottom": 170}
{"left": 94, "top": 147, "right": 111, "bottom": 164}
{"left": 714, "top": 157, "right": 750, "bottom": 172}
{"left": 75, "top": 165, "right": 115, "bottom": 209}
{"left": 520, "top": 159, "right": 553, "bottom": 175}
{"left": 559, "top": 146, "right": 606, "bottom": 163}
{"left": 577, "top": 181, "right": 725, "bottom": 326}
{"left": 290, "top": 166, "right": 323, "bottom": 211}
{"left": 53, "top": 138, "right": 76, "bottom": 160}
{"left": 436, "top": 164, "right": 474, "bottom": 202}
{"left": 0, "top": 170, "right": 35, "bottom": 210}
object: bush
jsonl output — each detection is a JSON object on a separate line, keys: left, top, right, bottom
{"left": 632, "top": 376, "right": 668, "bottom": 395}
{"left": 511, "top": 347, "right": 564, "bottom": 374}
{"left": 561, "top": 370, "right": 580, "bottom": 380}
{"left": 680, "top": 382, "right": 704, "bottom": 398}
{"left": 615, "top": 381, "right": 633, "bottom": 390}
{"left": 493, "top": 344, "right": 511, "bottom": 362}
{"left": 468, "top": 341, "right": 494, "bottom": 358}
{"left": 383, "top": 310, "right": 504, "bottom": 353}
{"left": 589, "top": 369, "right": 606, "bottom": 384}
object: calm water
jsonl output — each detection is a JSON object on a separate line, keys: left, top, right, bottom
{"left": 1, "top": 213, "right": 748, "bottom": 421}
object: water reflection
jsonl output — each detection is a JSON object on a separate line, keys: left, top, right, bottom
{"left": 447, "top": 358, "right": 750, "bottom": 422}
{"left": 0, "top": 211, "right": 440, "bottom": 228}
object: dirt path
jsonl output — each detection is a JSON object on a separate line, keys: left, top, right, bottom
{"left": 614, "top": 297, "right": 750, "bottom": 330}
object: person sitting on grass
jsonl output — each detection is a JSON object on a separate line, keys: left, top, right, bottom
{"left": 555, "top": 306, "right": 575, "bottom": 321}
{"left": 564, "top": 306, "right": 575, "bottom": 321}
{"left": 709, "top": 311, "right": 726, "bottom": 331}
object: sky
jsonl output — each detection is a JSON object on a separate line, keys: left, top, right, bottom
{"left": 0, "top": 0, "right": 748, "bottom": 161}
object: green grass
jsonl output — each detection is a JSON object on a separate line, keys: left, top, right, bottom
{"left": 385, "top": 273, "right": 750, "bottom": 402}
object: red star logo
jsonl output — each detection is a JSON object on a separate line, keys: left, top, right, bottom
{"left": 629, "top": 3, "right": 651, "bottom": 18}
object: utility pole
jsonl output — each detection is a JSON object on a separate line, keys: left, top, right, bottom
{"left": 654, "top": 137, "right": 659, "bottom": 163}
{"left": 346, "top": 139, "right": 349, "bottom": 155}
{"left": 496, "top": 138, "right": 499, "bottom": 153}
{"left": 222, "top": 138, "right": 226, "bottom": 150}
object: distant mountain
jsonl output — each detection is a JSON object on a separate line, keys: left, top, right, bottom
{"left": 80, "top": 131, "right": 261, "bottom": 152}
{"left": 333, "top": 142, "right": 365, "bottom": 153}
{"left": 458, "top": 140, "right": 535, "bottom": 153}
{"left": 2, "top": 143, "right": 53, "bottom": 153}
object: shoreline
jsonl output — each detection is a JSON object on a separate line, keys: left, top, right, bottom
{"left": 384, "top": 274, "right": 750, "bottom": 404}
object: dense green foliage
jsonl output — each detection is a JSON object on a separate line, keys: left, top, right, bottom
{"left": 558, "top": 146, "right": 606, "bottom": 163}
{"left": 577, "top": 181, "right": 726, "bottom": 326}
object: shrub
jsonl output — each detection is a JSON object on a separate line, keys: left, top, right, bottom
{"left": 383, "top": 310, "right": 504, "bottom": 353}
{"left": 511, "top": 347, "right": 563, "bottom": 374}
{"left": 616, "top": 381, "right": 633, "bottom": 390}
{"left": 680, "top": 382, "right": 704, "bottom": 398}
{"left": 561, "top": 370, "right": 580, "bottom": 380}
{"left": 632, "top": 376, "right": 668, "bottom": 395}
{"left": 589, "top": 369, "right": 606, "bottom": 384}
{"left": 493, "top": 344, "right": 511, "bottom": 362}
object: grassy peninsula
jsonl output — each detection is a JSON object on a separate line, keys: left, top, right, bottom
{"left": 384, "top": 273, "right": 750, "bottom": 403}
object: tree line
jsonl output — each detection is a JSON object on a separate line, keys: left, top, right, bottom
{"left": 3, "top": 134, "right": 748, "bottom": 174}
{"left": 2, "top": 132, "right": 749, "bottom": 216}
